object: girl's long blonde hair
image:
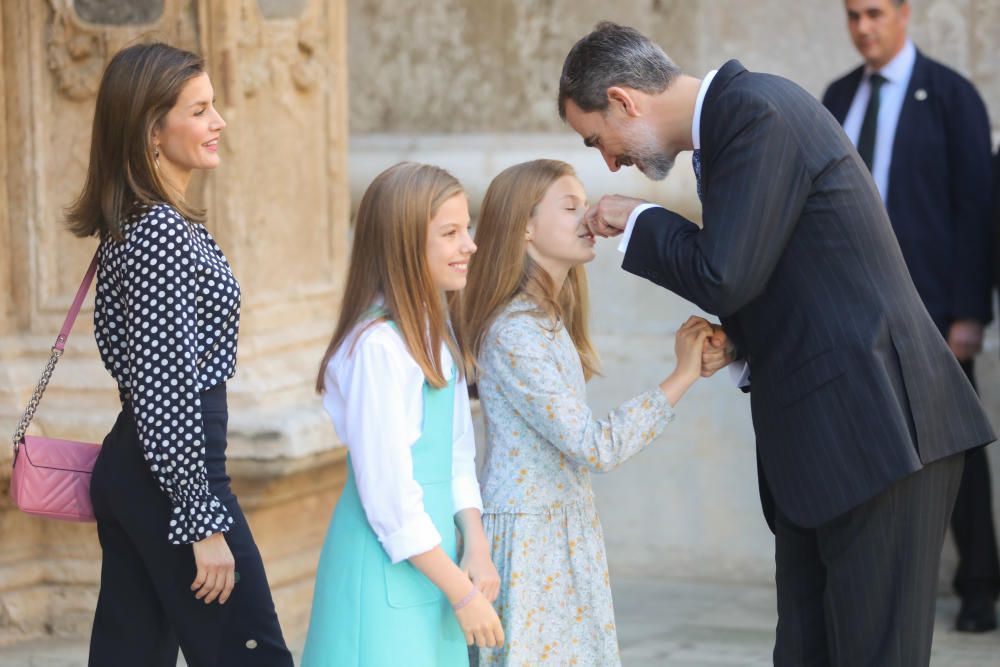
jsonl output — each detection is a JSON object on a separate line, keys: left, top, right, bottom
{"left": 455, "top": 159, "right": 599, "bottom": 385}
{"left": 316, "top": 162, "right": 465, "bottom": 391}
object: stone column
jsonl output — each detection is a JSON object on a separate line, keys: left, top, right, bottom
{"left": 0, "top": 0, "right": 348, "bottom": 645}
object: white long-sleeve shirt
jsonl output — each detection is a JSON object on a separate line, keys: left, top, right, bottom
{"left": 322, "top": 318, "right": 483, "bottom": 564}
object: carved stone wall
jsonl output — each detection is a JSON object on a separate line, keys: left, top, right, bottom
{"left": 0, "top": 0, "right": 348, "bottom": 646}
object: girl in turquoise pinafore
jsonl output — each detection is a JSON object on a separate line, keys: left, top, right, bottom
{"left": 302, "top": 163, "right": 505, "bottom": 667}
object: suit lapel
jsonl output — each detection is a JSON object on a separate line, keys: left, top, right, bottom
{"left": 700, "top": 59, "right": 747, "bottom": 176}
{"left": 830, "top": 67, "right": 864, "bottom": 124}
{"left": 887, "top": 50, "right": 928, "bottom": 208}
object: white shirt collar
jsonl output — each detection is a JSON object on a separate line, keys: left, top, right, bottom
{"left": 692, "top": 69, "right": 718, "bottom": 150}
{"left": 866, "top": 39, "right": 916, "bottom": 83}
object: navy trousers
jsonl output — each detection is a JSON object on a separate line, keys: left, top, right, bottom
{"left": 773, "top": 453, "right": 965, "bottom": 666}
{"left": 88, "top": 384, "right": 293, "bottom": 667}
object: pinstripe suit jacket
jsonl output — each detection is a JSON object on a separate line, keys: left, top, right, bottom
{"left": 623, "top": 60, "right": 994, "bottom": 529}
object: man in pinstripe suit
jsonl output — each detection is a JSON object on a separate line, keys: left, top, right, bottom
{"left": 559, "top": 22, "right": 995, "bottom": 666}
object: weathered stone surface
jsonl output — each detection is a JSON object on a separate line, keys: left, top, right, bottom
{"left": 348, "top": 0, "right": 999, "bottom": 134}
{"left": 256, "top": 0, "right": 309, "bottom": 20}
{"left": 347, "top": 0, "right": 699, "bottom": 134}
{"left": 73, "top": 0, "right": 163, "bottom": 25}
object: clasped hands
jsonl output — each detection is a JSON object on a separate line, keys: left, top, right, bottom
{"left": 702, "top": 324, "right": 734, "bottom": 377}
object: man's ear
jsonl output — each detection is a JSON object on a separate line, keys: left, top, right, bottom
{"left": 607, "top": 86, "right": 641, "bottom": 118}
{"left": 899, "top": 1, "right": 911, "bottom": 25}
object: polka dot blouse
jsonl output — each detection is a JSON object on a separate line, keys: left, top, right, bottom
{"left": 94, "top": 203, "right": 239, "bottom": 545}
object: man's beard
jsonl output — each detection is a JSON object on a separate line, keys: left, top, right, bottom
{"left": 622, "top": 122, "right": 675, "bottom": 181}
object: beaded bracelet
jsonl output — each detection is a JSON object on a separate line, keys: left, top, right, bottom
{"left": 452, "top": 585, "right": 478, "bottom": 611}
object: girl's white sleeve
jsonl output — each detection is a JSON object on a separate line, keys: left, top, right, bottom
{"left": 324, "top": 330, "right": 440, "bottom": 564}
{"left": 451, "top": 373, "right": 484, "bottom": 514}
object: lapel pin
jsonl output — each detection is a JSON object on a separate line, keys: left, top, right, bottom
{"left": 914, "top": 88, "right": 928, "bottom": 101}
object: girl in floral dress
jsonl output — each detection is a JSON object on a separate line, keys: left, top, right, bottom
{"left": 457, "top": 159, "right": 711, "bottom": 666}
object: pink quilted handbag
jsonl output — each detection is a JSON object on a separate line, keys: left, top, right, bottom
{"left": 10, "top": 251, "right": 101, "bottom": 522}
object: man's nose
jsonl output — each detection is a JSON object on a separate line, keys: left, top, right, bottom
{"left": 602, "top": 150, "right": 621, "bottom": 172}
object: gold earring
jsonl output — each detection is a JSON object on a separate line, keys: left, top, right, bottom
{"left": 153, "top": 146, "right": 160, "bottom": 168}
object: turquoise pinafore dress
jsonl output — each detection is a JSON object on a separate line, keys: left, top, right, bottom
{"left": 301, "top": 326, "right": 466, "bottom": 667}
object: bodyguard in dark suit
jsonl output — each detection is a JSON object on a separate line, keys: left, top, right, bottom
{"left": 822, "top": 0, "right": 998, "bottom": 633}
{"left": 559, "top": 22, "right": 995, "bottom": 666}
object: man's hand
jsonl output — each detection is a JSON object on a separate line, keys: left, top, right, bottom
{"left": 947, "top": 319, "right": 984, "bottom": 362}
{"left": 583, "top": 194, "right": 648, "bottom": 238}
{"left": 701, "top": 323, "right": 734, "bottom": 377}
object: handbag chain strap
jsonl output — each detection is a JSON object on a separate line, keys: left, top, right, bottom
{"left": 11, "top": 249, "right": 100, "bottom": 454}
{"left": 11, "top": 348, "right": 63, "bottom": 452}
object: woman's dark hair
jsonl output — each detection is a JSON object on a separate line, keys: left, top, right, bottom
{"left": 67, "top": 42, "right": 206, "bottom": 239}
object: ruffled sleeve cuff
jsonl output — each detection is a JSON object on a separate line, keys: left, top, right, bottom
{"left": 379, "top": 512, "right": 442, "bottom": 564}
{"left": 167, "top": 492, "right": 235, "bottom": 545}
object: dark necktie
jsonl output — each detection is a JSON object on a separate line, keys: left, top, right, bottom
{"left": 857, "top": 73, "right": 886, "bottom": 172}
{"left": 692, "top": 148, "right": 703, "bottom": 201}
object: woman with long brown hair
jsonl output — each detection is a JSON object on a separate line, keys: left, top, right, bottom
{"left": 302, "top": 162, "right": 503, "bottom": 666}
{"left": 458, "top": 159, "right": 711, "bottom": 666}
{"left": 68, "top": 43, "right": 292, "bottom": 666}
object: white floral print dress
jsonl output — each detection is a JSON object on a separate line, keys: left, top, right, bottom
{"left": 471, "top": 295, "right": 675, "bottom": 667}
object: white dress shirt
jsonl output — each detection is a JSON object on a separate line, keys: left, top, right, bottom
{"left": 322, "top": 318, "right": 483, "bottom": 564}
{"left": 617, "top": 70, "right": 749, "bottom": 386}
{"left": 841, "top": 40, "right": 916, "bottom": 201}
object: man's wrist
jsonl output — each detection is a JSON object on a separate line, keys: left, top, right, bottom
{"left": 617, "top": 203, "right": 663, "bottom": 254}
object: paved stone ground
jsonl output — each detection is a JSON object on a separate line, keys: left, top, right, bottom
{"left": 612, "top": 577, "right": 1000, "bottom": 667}
{"left": 2, "top": 576, "right": 997, "bottom": 666}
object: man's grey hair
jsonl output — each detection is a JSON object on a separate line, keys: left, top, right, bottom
{"left": 558, "top": 22, "right": 681, "bottom": 120}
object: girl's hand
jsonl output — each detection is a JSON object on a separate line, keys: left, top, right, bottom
{"left": 674, "top": 316, "right": 713, "bottom": 382}
{"left": 460, "top": 545, "right": 501, "bottom": 602}
{"left": 454, "top": 588, "right": 505, "bottom": 648}
{"left": 191, "top": 531, "right": 235, "bottom": 604}
{"left": 660, "top": 316, "right": 713, "bottom": 406}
